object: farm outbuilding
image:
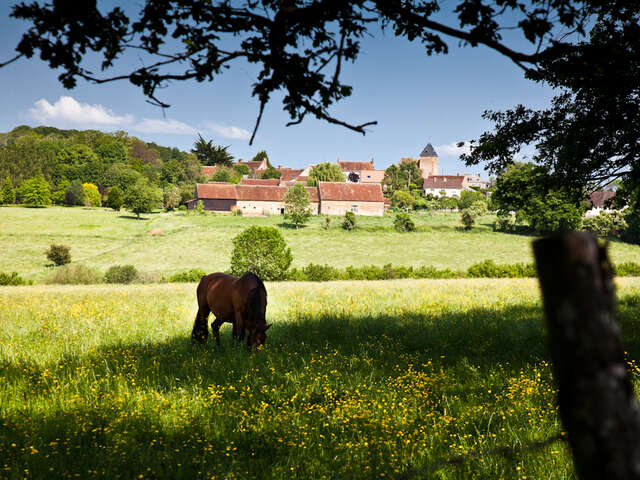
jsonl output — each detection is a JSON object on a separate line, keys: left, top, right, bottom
{"left": 318, "top": 182, "right": 385, "bottom": 216}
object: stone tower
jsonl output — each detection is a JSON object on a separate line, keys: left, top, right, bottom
{"left": 417, "top": 143, "right": 438, "bottom": 178}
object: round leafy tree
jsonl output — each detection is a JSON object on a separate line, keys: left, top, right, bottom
{"left": 283, "top": 184, "right": 312, "bottom": 228}
{"left": 307, "top": 163, "right": 346, "bottom": 186}
{"left": 106, "top": 186, "right": 123, "bottom": 211}
{"left": 391, "top": 190, "right": 415, "bottom": 211}
{"left": 230, "top": 226, "right": 292, "bottom": 280}
{"left": 261, "top": 166, "right": 282, "bottom": 179}
{"left": 19, "top": 175, "right": 51, "bottom": 206}
{"left": 46, "top": 243, "right": 71, "bottom": 266}
{"left": 123, "top": 178, "right": 162, "bottom": 219}
{"left": 82, "top": 183, "right": 102, "bottom": 207}
{"left": 65, "top": 179, "right": 85, "bottom": 206}
{"left": 1, "top": 176, "right": 15, "bottom": 205}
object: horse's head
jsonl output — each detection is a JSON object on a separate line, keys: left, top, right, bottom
{"left": 249, "top": 323, "right": 271, "bottom": 351}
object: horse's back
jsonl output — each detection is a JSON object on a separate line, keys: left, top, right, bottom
{"left": 197, "top": 272, "right": 239, "bottom": 318}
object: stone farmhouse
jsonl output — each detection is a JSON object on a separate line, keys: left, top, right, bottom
{"left": 423, "top": 175, "right": 468, "bottom": 197}
{"left": 192, "top": 181, "right": 384, "bottom": 216}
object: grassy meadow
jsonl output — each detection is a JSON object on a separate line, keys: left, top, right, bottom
{"left": 3, "top": 278, "right": 640, "bottom": 479}
{"left": 2, "top": 206, "right": 640, "bottom": 282}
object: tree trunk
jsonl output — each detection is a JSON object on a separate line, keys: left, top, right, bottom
{"left": 533, "top": 232, "right": 640, "bottom": 479}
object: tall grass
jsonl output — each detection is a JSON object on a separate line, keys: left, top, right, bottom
{"left": 3, "top": 279, "right": 640, "bottom": 478}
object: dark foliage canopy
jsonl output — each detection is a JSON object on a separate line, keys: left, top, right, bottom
{"left": 4, "top": 0, "right": 630, "bottom": 151}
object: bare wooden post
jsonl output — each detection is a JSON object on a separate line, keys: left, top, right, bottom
{"left": 533, "top": 232, "right": 640, "bottom": 479}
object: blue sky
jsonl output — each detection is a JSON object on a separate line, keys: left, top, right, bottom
{"left": 0, "top": 2, "right": 556, "bottom": 176}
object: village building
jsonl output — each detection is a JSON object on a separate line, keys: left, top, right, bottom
{"left": 192, "top": 182, "right": 383, "bottom": 216}
{"left": 402, "top": 144, "right": 439, "bottom": 180}
{"left": 318, "top": 182, "right": 385, "bottom": 216}
{"left": 277, "top": 167, "right": 305, "bottom": 182}
{"left": 240, "top": 178, "right": 280, "bottom": 186}
{"left": 585, "top": 191, "right": 617, "bottom": 218}
{"left": 462, "top": 173, "right": 489, "bottom": 189}
{"left": 193, "top": 183, "right": 319, "bottom": 215}
{"left": 337, "top": 159, "right": 385, "bottom": 184}
{"left": 423, "top": 175, "right": 468, "bottom": 197}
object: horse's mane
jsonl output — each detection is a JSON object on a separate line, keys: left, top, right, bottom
{"left": 242, "top": 272, "right": 267, "bottom": 326}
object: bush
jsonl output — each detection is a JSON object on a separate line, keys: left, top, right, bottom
{"left": 19, "top": 175, "right": 51, "bottom": 206}
{"left": 46, "top": 244, "right": 71, "bottom": 266}
{"left": 391, "top": 190, "right": 415, "bottom": 211}
{"left": 469, "top": 200, "right": 488, "bottom": 216}
{"left": 467, "top": 260, "right": 536, "bottom": 278}
{"left": 0, "top": 271, "right": 31, "bottom": 286}
{"left": 166, "top": 268, "right": 207, "bottom": 283}
{"left": 195, "top": 200, "right": 205, "bottom": 215}
{"left": 104, "top": 265, "right": 139, "bottom": 284}
{"left": 460, "top": 209, "right": 476, "bottom": 229}
{"left": 322, "top": 215, "right": 332, "bottom": 230}
{"left": 394, "top": 212, "right": 416, "bottom": 232}
{"left": 582, "top": 211, "right": 628, "bottom": 237}
{"left": 231, "top": 206, "right": 243, "bottom": 216}
{"left": 494, "top": 211, "right": 517, "bottom": 232}
{"left": 287, "top": 263, "right": 343, "bottom": 281}
{"left": 45, "top": 264, "right": 103, "bottom": 285}
{"left": 342, "top": 211, "right": 357, "bottom": 230}
{"left": 230, "top": 226, "right": 293, "bottom": 280}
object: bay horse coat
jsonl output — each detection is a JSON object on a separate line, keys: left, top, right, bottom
{"left": 191, "top": 272, "right": 269, "bottom": 349}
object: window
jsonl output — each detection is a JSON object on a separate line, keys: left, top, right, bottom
{"left": 351, "top": 204, "right": 359, "bottom": 213}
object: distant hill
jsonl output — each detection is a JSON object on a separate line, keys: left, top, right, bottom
{"left": 0, "top": 125, "right": 202, "bottom": 202}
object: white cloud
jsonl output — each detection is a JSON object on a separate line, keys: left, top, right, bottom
{"left": 28, "top": 96, "right": 251, "bottom": 140}
{"left": 434, "top": 141, "right": 471, "bottom": 157}
{"left": 29, "top": 96, "right": 134, "bottom": 126}
{"left": 202, "top": 121, "right": 251, "bottom": 140}
{"left": 133, "top": 118, "right": 198, "bottom": 135}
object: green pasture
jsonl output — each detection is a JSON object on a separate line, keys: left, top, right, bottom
{"left": 2, "top": 206, "right": 640, "bottom": 282}
{"left": 3, "top": 278, "right": 640, "bottom": 478}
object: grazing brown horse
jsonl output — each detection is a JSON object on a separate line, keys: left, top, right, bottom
{"left": 191, "top": 272, "right": 270, "bottom": 350}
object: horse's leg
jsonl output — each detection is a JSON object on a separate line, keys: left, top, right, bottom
{"left": 234, "top": 310, "right": 246, "bottom": 343}
{"left": 210, "top": 316, "right": 225, "bottom": 346}
{"left": 191, "top": 305, "right": 210, "bottom": 344}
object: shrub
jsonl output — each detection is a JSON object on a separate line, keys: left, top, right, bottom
{"left": 0, "top": 271, "right": 31, "bottom": 286}
{"left": 231, "top": 206, "right": 243, "bottom": 216}
{"left": 582, "top": 211, "right": 628, "bottom": 237}
{"left": 467, "top": 260, "right": 536, "bottom": 278}
{"left": 322, "top": 215, "right": 332, "bottom": 230}
{"left": 230, "top": 226, "right": 293, "bottom": 280}
{"left": 288, "top": 263, "right": 343, "bottom": 281}
{"left": 46, "top": 244, "right": 71, "bottom": 266}
{"left": 391, "top": 190, "right": 415, "bottom": 211}
{"left": 394, "top": 212, "right": 416, "bottom": 232}
{"left": 494, "top": 211, "right": 517, "bottom": 232}
{"left": 469, "top": 200, "right": 488, "bottom": 216}
{"left": 459, "top": 190, "right": 486, "bottom": 209}
{"left": 460, "top": 209, "right": 476, "bottom": 229}
{"left": 342, "top": 211, "right": 357, "bottom": 230}
{"left": 166, "top": 268, "right": 207, "bottom": 283}
{"left": 45, "top": 264, "right": 102, "bottom": 285}
{"left": 195, "top": 200, "right": 205, "bottom": 215}
{"left": 104, "top": 265, "right": 139, "bottom": 284}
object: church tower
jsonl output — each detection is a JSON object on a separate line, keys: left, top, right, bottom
{"left": 418, "top": 143, "right": 438, "bottom": 178}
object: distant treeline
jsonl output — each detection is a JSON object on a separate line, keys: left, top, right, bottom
{"left": 0, "top": 125, "right": 201, "bottom": 204}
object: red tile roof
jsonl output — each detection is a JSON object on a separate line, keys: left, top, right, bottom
{"left": 338, "top": 160, "right": 375, "bottom": 171}
{"left": 197, "top": 183, "right": 237, "bottom": 199}
{"left": 588, "top": 191, "right": 616, "bottom": 208}
{"left": 278, "top": 168, "right": 304, "bottom": 181}
{"left": 240, "top": 178, "right": 280, "bottom": 186}
{"left": 318, "top": 182, "right": 384, "bottom": 202}
{"left": 424, "top": 175, "right": 466, "bottom": 189}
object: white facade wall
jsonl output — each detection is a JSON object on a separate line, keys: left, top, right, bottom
{"left": 424, "top": 187, "right": 463, "bottom": 198}
{"left": 237, "top": 200, "right": 319, "bottom": 215}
